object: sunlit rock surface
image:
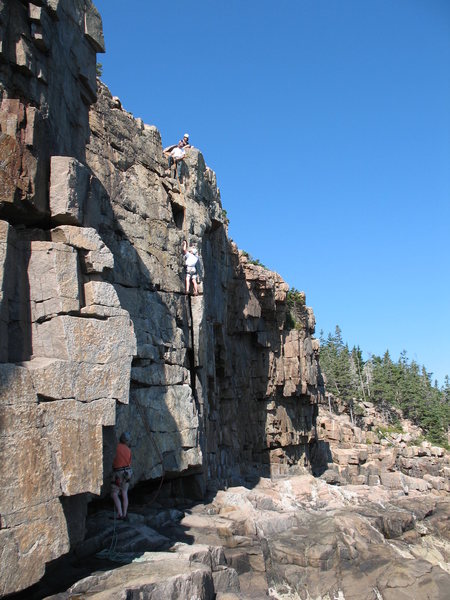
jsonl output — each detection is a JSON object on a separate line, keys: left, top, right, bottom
{"left": 0, "top": 1, "right": 323, "bottom": 594}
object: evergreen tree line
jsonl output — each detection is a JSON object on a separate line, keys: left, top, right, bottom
{"left": 319, "top": 326, "right": 450, "bottom": 449}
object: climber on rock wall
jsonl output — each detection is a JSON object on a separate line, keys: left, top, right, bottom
{"left": 164, "top": 133, "right": 191, "bottom": 182}
{"left": 182, "top": 239, "right": 199, "bottom": 295}
{"left": 111, "top": 432, "right": 133, "bottom": 520}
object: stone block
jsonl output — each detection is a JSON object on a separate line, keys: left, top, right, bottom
{"left": 25, "top": 356, "right": 131, "bottom": 404}
{"left": 430, "top": 446, "right": 445, "bottom": 457}
{"left": 28, "top": 241, "right": 80, "bottom": 321}
{"left": 64, "top": 557, "right": 214, "bottom": 599}
{"left": 0, "top": 134, "right": 23, "bottom": 203}
{"left": 0, "top": 500, "right": 68, "bottom": 597}
{"left": 377, "top": 448, "right": 397, "bottom": 470}
{"left": 31, "top": 22, "right": 48, "bottom": 52}
{"left": 33, "top": 314, "right": 136, "bottom": 365}
{"left": 367, "top": 474, "right": 380, "bottom": 486}
{"left": 400, "top": 446, "right": 417, "bottom": 458}
{"left": 84, "top": 2, "right": 105, "bottom": 52}
{"left": 0, "top": 363, "right": 37, "bottom": 406}
{"left": 39, "top": 398, "right": 115, "bottom": 495}
{"left": 0, "top": 111, "right": 18, "bottom": 137}
{"left": 0, "top": 404, "right": 57, "bottom": 510}
{"left": 50, "top": 225, "right": 114, "bottom": 272}
{"left": 212, "top": 567, "right": 240, "bottom": 593}
{"left": 50, "top": 224, "right": 102, "bottom": 250}
{"left": 423, "top": 474, "right": 449, "bottom": 492}
{"left": 357, "top": 448, "right": 368, "bottom": 462}
{"left": 132, "top": 362, "right": 189, "bottom": 386}
{"left": 85, "top": 246, "right": 114, "bottom": 272}
{"left": 380, "top": 471, "right": 407, "bottom": 491}
{"left": 127, "top": 386, "right": 202, "bottom": 478}
{"left": 84, "top": 280, "right": 120, "bottom": 308}
{"left": 15, "top": 37, "right": 34, "bottom": 76}
{"left": 25, "top": 106, "right": 38, "bottom": 146}
{"left": 43, "top": 0, "right": 60, "bottom": 18}
{"left": 402, "top": 474, "right": 432, "bottom": 492}
{"left": 332, "top": 448, "right": 360, "bottom": 466}
{"left": 49, "top": 156, "right": 90, "bottom": 225}
{"left": 29, "top": 3, "right": 43, "bottom": 21}
{"left": 80, "top": 305, "right": 129, "bottom": 318}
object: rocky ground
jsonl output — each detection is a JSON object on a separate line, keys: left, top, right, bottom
{"left": 17, "top": 404, "right": 449, "bottom": 600}
{"left": 18, "top": 473, "right": 448, "bottom": 600}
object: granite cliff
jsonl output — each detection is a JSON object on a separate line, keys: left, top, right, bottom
{"left": 0, "top": 2, "right": 321, "bottom": 595}
{"left": 1, "top": 2, "right": 449, "bottom": 599}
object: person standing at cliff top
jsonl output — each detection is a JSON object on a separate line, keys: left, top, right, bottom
{"left": 165, "top": 133, "right": 191, "bottom": 182}
{"left": 182, "top": 239, "right": 199, "bottom": 295}
{"left": 111, "top": 431, "right": 132, "bottom": 520}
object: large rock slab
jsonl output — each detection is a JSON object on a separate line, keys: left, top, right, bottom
{"left": 50, "top": 225, "right": 114, "bottom": 273}
{"left": 32, "top": 313, "right": 135, "bottom": 365}
{"left": 0, "top": 358, "right": 122, "bottom": 595}
{"left": 49, "top": 156, "right": 90, "bottom": 225}
{"left": 49, "top": 546, "right": 238, "bottom": 600}
{"left": 28, "top": 241, "right": 80, "bottom": 321}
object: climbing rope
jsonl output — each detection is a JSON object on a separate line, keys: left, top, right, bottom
{"left": 95, "top": 506, "right": 121, "bottom": 561}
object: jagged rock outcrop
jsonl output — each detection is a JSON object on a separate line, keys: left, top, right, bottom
{"left": 0, "top": 1, "right": 322, "bottom": 595}
{"left": 313, "top": 396, "right": 450, "bottom": 494}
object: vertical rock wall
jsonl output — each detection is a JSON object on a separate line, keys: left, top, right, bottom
{"left": 86, "top": 83, "right": 323, "bottom": 492}
{"left": 0, "top": 1, "right": 323, "bottom": 595}
{"left": 0, "top": 1, "right": 135, "bottom": 596}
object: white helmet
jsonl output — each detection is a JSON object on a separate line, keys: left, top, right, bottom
{"left": 183, "top": 133, "right": 189, "bottom": 139}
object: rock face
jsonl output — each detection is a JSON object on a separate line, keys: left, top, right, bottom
{"left": 0, "top": 1, "right": 322, "bottom": 595}
{"left": 313, "top": 397, "right": 450, "bottom": 493}
{"left": 0, "top": 0, "right": 103, "bottom": 224}
{"left": 86, "top": 84, "right": 322, "bottom": 489}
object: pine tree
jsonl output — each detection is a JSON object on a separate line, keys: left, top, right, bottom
{"left": 319, "top": 326, "right": 449, "bottom": 448}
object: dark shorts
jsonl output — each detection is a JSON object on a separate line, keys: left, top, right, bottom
{"left": 111, "top": 467, "right": 132, "bottom": 493}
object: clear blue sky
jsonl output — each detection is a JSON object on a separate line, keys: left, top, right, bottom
{"left": 94, "top": 0, "right": 450, "bottom": 386}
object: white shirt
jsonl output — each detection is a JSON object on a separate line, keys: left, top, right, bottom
{"left": 184, "top": 251, "right": 198, "bottom": 267}
{"left": 171, "top": 146, "right": 185, "bottom": 160}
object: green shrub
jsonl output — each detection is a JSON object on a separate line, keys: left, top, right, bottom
{"left": 241, "top": 250, "right": 267, "bottom": 269}
{"left": 286, "top": 288, "right": 305, "bottom": 307}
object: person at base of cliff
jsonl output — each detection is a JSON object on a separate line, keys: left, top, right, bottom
{"left": 111, "top": 431, "right": 132, "bottom": 521}
{"left": 182, "top": 239, "right": 199, "bottom": 295}
{"left": 165, "top": 133, "right": 191, "bottom": 182}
